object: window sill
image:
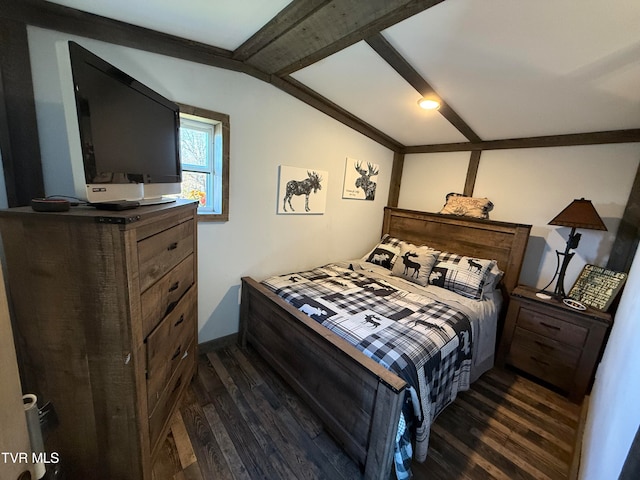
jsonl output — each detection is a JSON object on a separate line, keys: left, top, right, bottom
{"left": 196, "top": 212, "right": 228, "bottom": 222}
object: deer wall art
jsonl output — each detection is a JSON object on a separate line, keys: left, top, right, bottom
{"left": 342, "top": 158, "right": 379, "bottom": 201}
{"left": 354, "top": 161, "right": 378, "bottom": 200}
{"left": 278, "top": 166, "right": 328, "bottom": 214}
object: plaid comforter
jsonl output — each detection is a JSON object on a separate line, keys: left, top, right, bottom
{"left": 261, "top": 263, "right": 474, "bottom": 479}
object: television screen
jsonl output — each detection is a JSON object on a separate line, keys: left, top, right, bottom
{"left": 68, "top": 41, "right": 181, "bottom": 203}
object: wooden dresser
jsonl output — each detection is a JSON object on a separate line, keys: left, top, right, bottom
{"left": 0, "top": 200, "right": 198, "bottom": 480}
{"left": 498, "top": 285, "right": 612, "bottom": 402}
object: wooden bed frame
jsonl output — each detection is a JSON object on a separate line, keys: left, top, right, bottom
{"left": 239, "top": 207, "right": 531, "bottom": 479}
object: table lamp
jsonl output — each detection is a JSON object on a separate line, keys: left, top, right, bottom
{"left": 540, "top": 198, "right": 607, "bottom": 298}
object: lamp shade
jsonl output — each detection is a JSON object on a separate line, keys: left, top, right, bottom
{"left": 548, "top": 198, "right": 607, "bottom": 231}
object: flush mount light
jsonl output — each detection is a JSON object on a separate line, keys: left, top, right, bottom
{"left": 418, "top": 96, "right": 441, "bottom": 110}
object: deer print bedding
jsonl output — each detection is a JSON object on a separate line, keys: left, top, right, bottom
{"left": 261, "top": 261, "right": 500, "bottom": 478}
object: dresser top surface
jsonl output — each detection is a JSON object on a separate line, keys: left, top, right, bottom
{"left": 0, "top": 199, "right": 197, "bottom": 225}
{"left": 513, "top": 285, "right": 612, "bottom": 324}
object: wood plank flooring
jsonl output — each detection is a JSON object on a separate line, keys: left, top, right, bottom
{"left": 152, "top": 345, "right": 581, "bottom": 480}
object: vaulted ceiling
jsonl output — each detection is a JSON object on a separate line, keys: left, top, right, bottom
{"left": 5, "top": 0, "right": 640, "bottom": 153}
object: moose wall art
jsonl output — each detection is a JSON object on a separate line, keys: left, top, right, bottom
{"left": 342, "top": 157, "right": 379, "bottom": 201}
{"left": 278, "top": 165, "right": 329, "bottom": 214}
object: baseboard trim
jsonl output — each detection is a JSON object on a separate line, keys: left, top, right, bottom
{"left": 569, "top": 394, "right": 590, "bottom": 480}
{"left": 198, "top": 333, "right": 238, "bottom": 354}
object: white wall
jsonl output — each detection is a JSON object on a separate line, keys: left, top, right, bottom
{"left": 579, "top": 243, "right": 640, "bottom": 479}
{"left": 27, "top": 27, "right": 394, "bottom": 342}
{"left": 398, "top": 146, "right": 640, "bottom": 290}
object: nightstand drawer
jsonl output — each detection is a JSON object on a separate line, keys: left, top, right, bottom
{"left": 512, "top": 327, "right": 581, "bottom": 367}
{"left": 498, "top": 285, "right": 612, "bottom": 402}
{"left": 517, "top": 306, "right": 588, "bottom": 347}
{"left": 509, "top": 344, "right": 574, "bottom": 391}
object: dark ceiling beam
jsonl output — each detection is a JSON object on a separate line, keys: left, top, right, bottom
{"left": 403, "top": 129, "right": 640, "bottom": 154}
{"left": 365, "top": 33, "right": 481, "bottom": 143}
{"left": 5, "top": 0, "right": 639, "bottom": 158}
{"left": 243, "top": 0, "right": 445, "bottom": 76}
{"left": 2, "top": 0, "right": 405, "bottom": 150}
{"left": 273, "top": 76, "right": 403, "bottom": 151}
{"left": 2, "top": 0, "right": 270, "bottom": 81}
{"left": 233, "top": 0, "right": 331, "bottom": 62}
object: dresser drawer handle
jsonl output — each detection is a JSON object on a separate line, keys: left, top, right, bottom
{"left": 540, "top": 322, "right": 561, "bottom": 331}
{"left": 168, "top": 281, "right": 180, "bottom": 293}
{"left": 531, "top": 356, "right": 550, "bottom": 366}
{"left": 174, "top": 315, "right": 185, "bottom": 327}
{"left": 167, "top": 242, "right": 179, "bottom": 251}
{"left": 171, "top": 346, "right": 182, "bottom": 361}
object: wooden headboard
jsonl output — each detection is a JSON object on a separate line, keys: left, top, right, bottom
{"left": 382, "top": 207, "right": 531, "bottom": 296}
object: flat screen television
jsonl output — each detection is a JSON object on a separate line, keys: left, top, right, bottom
{"left": 62, "top": 41, "right": 181, "bottom": 205}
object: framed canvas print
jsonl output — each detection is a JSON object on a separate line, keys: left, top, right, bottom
{"left": 278, "top": 165, "right": 328, "bottom": 214}
{"left": 567, "top": 264, "right": 628, "bottom": 311}
{"left": 342, "top": 157, "right": 379, "bottom": 200}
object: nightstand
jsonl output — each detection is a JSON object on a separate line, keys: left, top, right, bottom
{"left": 498, "top": 285, "right": 612, "bottom": 402}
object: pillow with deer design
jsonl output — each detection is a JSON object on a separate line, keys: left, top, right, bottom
{"left": 428, "top": 252, "right": 496, "bottom": 300}
{"left": 362, "top": 234, "right": 404, "bottom": 270}
{"left": 391, "top": 243, "right": 440, "bottom": 287}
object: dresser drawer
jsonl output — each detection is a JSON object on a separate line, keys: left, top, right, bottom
{"left": 512, "top": 327, "right": 581, "bottom": 368}
{"left": 508, "top": 343, "right": 575, "bottom": 391}
{"left": 138, "top": 219, "right": 194, "bottom": 292}
{"left": 517, "top": 306, "right": 588, "bottom": 347}
{"left": 141, "top": 255, "right": 195, "bottom": 338}
{"left": 148, "top": 338, "right": 196, "bottom": 452}
{"left": 146, "top": 287, "right": 196, "bottom": 414}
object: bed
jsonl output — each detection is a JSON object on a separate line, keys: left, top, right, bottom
{"left": 239, "top": 207, "right": 531, "bottom": 479}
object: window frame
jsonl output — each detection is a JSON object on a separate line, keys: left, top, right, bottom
{"left": 177, "top": 103, "right": 229, "bottom": 222}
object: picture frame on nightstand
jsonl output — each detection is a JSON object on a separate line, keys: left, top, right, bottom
{"left": 567, "top": 264, "right": 627, "bottom": 312}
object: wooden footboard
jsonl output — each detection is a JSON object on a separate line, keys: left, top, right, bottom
{"left": 238, "top": 208, "right": 531, "bottom": 479}
{"left": 239, "top": 276, "right": 406, "bottom": 479}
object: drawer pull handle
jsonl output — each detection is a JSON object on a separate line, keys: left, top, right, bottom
{"left": 168, "top": 281, "right": 180, "bottom": 293}
{"left": 174, "top": 315, "right": 185, "bottom": 327}
{"left": 540, "top": 322, "right": 561, "bottom": 331}
{"left": 167, "top": 242, "right": 178, "bottom": 251}
{"left": 531, "top": 356, "right": 549, "bottom": 366}
{"left": 171, "top": 346, "right": 182, "bottom": 361}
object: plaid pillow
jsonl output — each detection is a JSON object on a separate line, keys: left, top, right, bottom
{"left": 428, "top": 252, "right": 496, "bottom": 300}
{"left": 362, "top": 234, "right": 403, "bottom": 270}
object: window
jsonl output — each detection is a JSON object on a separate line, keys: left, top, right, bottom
{"left": 176, "top": 103, "right": 229, "bottom": 221}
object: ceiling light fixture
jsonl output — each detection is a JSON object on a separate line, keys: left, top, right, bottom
{"left": 418, "top": 96, "right": 441, "bottom": 110}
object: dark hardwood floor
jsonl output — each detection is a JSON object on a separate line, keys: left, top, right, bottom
{"left": 152, "top": 345, "right": 581, "bottom": 480}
